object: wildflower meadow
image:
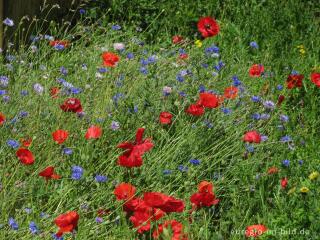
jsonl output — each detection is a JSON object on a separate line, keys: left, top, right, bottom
{"left": 0, "top": 1, "right": 319, "bottom": 239}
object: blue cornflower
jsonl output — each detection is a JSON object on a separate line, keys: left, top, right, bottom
{"left": 147, "top": 55, "right": 157, "bottom": 64}
{"left": 245, "top": 144, "right": 255, "bottom": 153}
{"left": 263, "top": 100, "right": 275, "bottom": 110}
{"left": 251, "top": 113, "right": 261, "bottom": 120}
{"left": 260, "top": 113, "right": 270, "bottom": 120}
{"left": 110, "top": 121, "right": 120, "bottom": 131}
{"left": 111, "top": 25, "right": 121, "bottom": 30}
{"left": 280, "top": 135, "right": 292, "bottom": 143}
{"left": 79, "top": 9, "right": 86, "bottom": 14}
{"left": 24, "top": 208, "right": 32, "bottom": 214}
{"left": 189, "top": 159, "right": 201, "bottom": 165}
{"left": 95, "top": 217, "right": 103, "bottom": 223}
{"left": 8, "top": 217, "right": 18, "bottom": 230}
{"left": 52, "top": 233, "right": 64, "bottom": 240}
{"left": 29, "top": 221, "right": 38, "bottom": 234}
{"left": 282, "top": 159, "right": 290, "bottom": 167}
{"left": 0, "top": 76, "right": 9, "bottom": 87}
{"left": 7, "top": 139, "right": 20, "bottom": 149}
{"left": 214, "top": 61, "right": 225, "bottom": 71}
{"left": 33, "top": 83, "right": 44, "bottom": 94}
{"left": 127, "top": 52, "right": 134, "bottom": 59}
{"left": 261, "top": 135, "right": 268, "bottom": 142}
{"left": 205, "top": 44, "right": 220, "bottom": 57}
{"left": 232, "top": 75, "right": 242, "bottom": 86}
{"left": 178, "top": 91, "right": 187, "bottom": 97}
{"left": 71, "top": 166, "right": 84, "bottom": 180}
{"left": 178, "top": 165, "right": 188, "bottom": 172}
{"left": 3, "top": 18, "right": 14, "bottom": 27}
{"left": 221, "top": 108, "right": 232, "bottom": 115}
{"left": 280, "top": 115, "right": 289, "bottom": 122}
{"left": 163, "top": 169, "right": 172, "bottom": 175}
{"left": 95, "top": 175, "right": 108, "bottom": 183}
{"left": 0, "top": 90, "right": 7, "bottom": 95}
{"left": 201, "top": 63, "right": 209, "bottom": 68}
{"left": 298, "top": 160, "right": 304, "bottom": 165}
{"left": 62, "top": 147, "right": 73, "bottom": 155}
{"left": 98, "top": 67, "right": 108, "bottom": 73}
{"left": 249, "top": 41, "right": 259, "bottom": 49}
{"left": 20, "top": 90, "right": 28, "bottom": 96}
{"left": 203, "top": 120, "right": 213, "bottom": 128}
{"left": 40, "top": 212, "right": 49, "bottom": 219}
{"left": 60, "top": 66, "right": 68, "bottom": 75}
{"left": 176, "top": 74, "right": 184, "bottom": 82}
{"left": 277, "top": 84, "right": 283, "bottom": 90}
{"left": 199, "top": 84, "right": 206, "bottom": 93}
{"left": 251, "top": 96, "right": 261, "bottom": 102}
{"left": 140, "top": 67, "right": 148, "bottom": 75}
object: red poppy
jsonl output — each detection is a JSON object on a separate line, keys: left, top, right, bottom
{"left": 50, "top": 87, "right": 60, "bottom": 98}
{"left": 197, "top": 92, "right": 220, "bottom": 108}
{"left": 185, "top": 103, "right": 205, "bottom": 116}
{"left": 21, "top": 137, "right": 32, "bottom": 147}
{"left": 286, "top": 74, "right": 304, "bottom": 89}
{"left": 102, "top": 52, "right": 120, "bottom": 67}
{"left": 0, "top": 112, "right": 5, "bottom": 125}
{"left": 117, "top": 128, "right": 154, "bottom": 168}
{"left": 197, "top": 17, "right": 220, "bottom": 38}
{"left": 159, "top": 112, "right": 173, "bottom": 125}
{"left": 52, "top": 129, "right": 69, "bottom": 144}
{"left": 114, "top": 183, "right": 136, "bottom": 200}
{"left": 267, "top": 166, "right": 279, "bottom": 175}
{"left": 172, "top": 35, "right": 183, "bottom": 44}
{"left": 245, "top": 224, "right": 268, "bottom": 238}
{"left": 243, "top": 131, "right": 261, "bottom": 143}
{"left": 39, "top": 166, "right": 61, "bottom": 181}
{"left": 85, "top": 125, "right": 102, "bottom": 139}
{"left": 54, "top": 211, "right": 79, "bottom": 237}
{"left": 129, "top": 210, "right": 151, "bottom": 234}
{"left": 311, "top": 72, "right": 320, "bottom": 88}
{"left": 249, "top": 64, "right": 264, "bottom": 77}
{"left": 60, "top": 98, "right": 83, "bottom": 113}
{"left": 49, "top": 40, "right": 70, "bottom": 48}
{"left": 143, "top": 192, "right": 185, "bottom": 213}
{"left": 97, "top": 209, "right": 110, "bottom": 217}
{"left": 281, "top": 177, "right": 288, "bottom": 189}
{"left": 153, "top": 220, "right": 188, "bottom": 240}
{"left": 224, "top": 86, "right": 238, "bottom": 99}
{"left": 277, "top": 95, "right": 285, "bottom": 106}
{"left": 190, "top": 181, "right": 219, "bottom": 209}
{"left": 16, "top": 148, "right": 35, "bottom": 165}
{"left": 179, "top": 53, "right": 188, "bottom": 60}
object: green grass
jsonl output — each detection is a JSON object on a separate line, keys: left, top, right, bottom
{"left": 0, "top": 2, "right": 320, "bottom": 240}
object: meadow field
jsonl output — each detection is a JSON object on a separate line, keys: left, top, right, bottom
{"left": 0, "top": 0, "right": 319, "bottom": 239}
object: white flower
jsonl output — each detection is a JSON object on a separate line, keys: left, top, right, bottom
{"left": 113, "top": 43, "right": 125, "bottom": 51}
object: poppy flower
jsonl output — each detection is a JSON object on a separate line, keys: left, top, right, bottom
{"left": 185, "top": 103, "right": 205, "bottom": 116}
{"left": 129, "top": 210, "right": 151, "bottom": 234}
{"left": 179, "top": 53, "right": 188, "bottom": 60}
{"left": 311, "top": 72, "right": 320, "bottom": 88}
{"left": 197, "top": 16, "right": 220, "bottom": 38}
{"left": 277, "top": 95, "right": 285, "bottom": 106}
{"left": 190, "top": 181, "right": 219, "bottom": 209}
{"left": 159, "top": 112, "right": 173, "bottom": 125}
{"left": 245, "top": 224, "right": 268, "bottom": 238}
{"left": 49, "top": 40, "right": 70, "bottom": 48}
{"left": 143, "top": 192, "right": 185, "bottom": 213}
{"left": 16, "top": 148, "right": 35, "bottom": 165}
{"left": 85, "top": 125, "right": 102, "bottom": 139}
{"left": 224, "top": 86, "right": 238, "bottom": 99}
{"left": 39, "top": 166, "right": 61, "bottom": 181}
{"left": 286, "top": 74, "right": 304, "bottom": 89}
{"left": 50, "top": 87, "right": 60, "bottom": 98}
{"left": 114, "top": 183, "right": 136, "bottom": 200}
{"left": 21, "top": 137, "right": 32, "bottom": 147}
{"left": 197, "top": 93, "right": 220, "bottom": 108}
{"left": 102, "top": 52, "right": 120, "bottom": 67}
{"left": 52, "top": 130, "right": 69, "bottom": 144}
{"left": 153, "top": 220, "right": 188, "bottom": 240}
{"left": 249, "top": 64, "right": 264, "bottom": 77}
{"left": 172, "top": 35, "right": 183, "bottom": 44}
{"left": 281, "top": 177, "right": 288, "bottom": 189}
{"left": 54, "top": 211, "right": 79, "bottom": 237}
{"left": 0, "top": 112, "right": 6, "bottom": 125}
{"left": 60, "top": 98, "right": 83, "bottom": 113}
{"left": 117, "top": 128, "right": 154, "bottom": 168}
{"left": 267, "top": 166, "right": 279, "bottom": 175}
{"left": 243, "top": 131, "right": 261, "bottom": 143}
